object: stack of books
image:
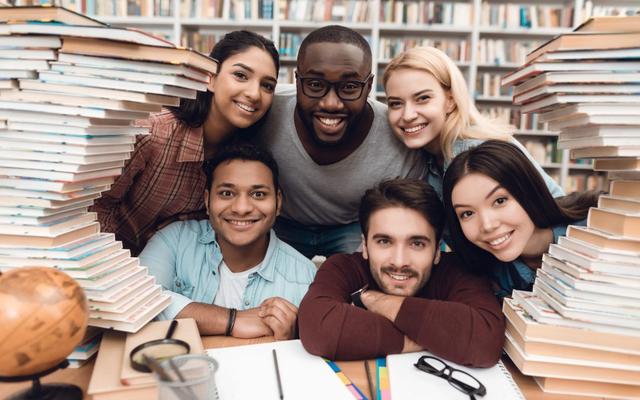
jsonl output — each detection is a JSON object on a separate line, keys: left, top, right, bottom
{"left": 0, "top": 6, "right": 217, "bottom": 332}
{"left": 501, "top": 15, "right": 640, "bottom": 399}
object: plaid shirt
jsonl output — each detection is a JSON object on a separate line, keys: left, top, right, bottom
{"left": 91, "top": 111, "right": 207, "bottom": 256}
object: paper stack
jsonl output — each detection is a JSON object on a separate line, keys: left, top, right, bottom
{"left": 0, "top": 6, "right": 217, "bottom": 332}
{"left": 501, "top": 14, "right": 640, "bottom": 399}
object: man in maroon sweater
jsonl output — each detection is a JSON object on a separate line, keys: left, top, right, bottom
{"left": 298, "top": 179, "right": 505, "bottom": 366}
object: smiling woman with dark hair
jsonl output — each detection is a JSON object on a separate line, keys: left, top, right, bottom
{"left": 443, "top": 140, "right": 599, "bottom": 299}
{"left": 92, "top": 30, "right": 280, "bottom": 255}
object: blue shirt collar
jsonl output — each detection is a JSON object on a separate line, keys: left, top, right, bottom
{"left": 198, "top": 222, "right": 278, "bottom": 282}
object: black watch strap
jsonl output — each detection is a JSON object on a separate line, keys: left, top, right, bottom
{"left": 350, "top": 284, "right": 369, "bottom": 310}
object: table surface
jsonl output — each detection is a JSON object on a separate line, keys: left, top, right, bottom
{"left": 0, "top": 336, "right": 602, "bottom": 400}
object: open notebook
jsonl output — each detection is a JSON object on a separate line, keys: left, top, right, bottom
{"left": 388, "top": 351, "right": 524, "bottom": 400}
{"left": 206, "top": 340, "right": 354, "bottom": 400}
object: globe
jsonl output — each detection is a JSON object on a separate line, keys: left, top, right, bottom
{"left": 0, "top": 267, "right": 88, "bottom": 377}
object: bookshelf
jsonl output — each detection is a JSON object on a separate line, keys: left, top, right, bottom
{"left": 18, "top": 0, "right": 638, "bottom": 192}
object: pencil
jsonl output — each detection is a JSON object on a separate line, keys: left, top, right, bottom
{"left": 364, "top": 360, "right": 375, "bottom": 400}
{"left": 272, "top": 349, "right": 284, "bottom": 399}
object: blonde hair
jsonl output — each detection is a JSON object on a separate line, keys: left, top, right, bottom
{"left": 383, "top": 46, "right": 513, "bottom": 159}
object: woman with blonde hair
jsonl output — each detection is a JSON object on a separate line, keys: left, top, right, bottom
{"left": 383, "top": 46, "right": 563, "bottom": 197}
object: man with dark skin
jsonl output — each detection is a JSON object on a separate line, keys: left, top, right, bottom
{"left": 258, "top": 26, "right": 425, "bottom": 259}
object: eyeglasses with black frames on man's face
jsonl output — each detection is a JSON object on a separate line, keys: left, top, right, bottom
{"left": 295, "top": 71, "right": 372, "bottom": 101}
{"left": 414, "top": 355, "right": 487, "bottom": 400}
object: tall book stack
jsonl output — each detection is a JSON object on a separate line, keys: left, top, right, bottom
{"left": 501, "top": 15, "right": 640, "bottom": 399}
{"left": 0, "top": 6, "right": 217, "bottom": 333}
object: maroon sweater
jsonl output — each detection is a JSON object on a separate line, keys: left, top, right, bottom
{"left": 298, "top": 252, "right": 505, "bottom": 366}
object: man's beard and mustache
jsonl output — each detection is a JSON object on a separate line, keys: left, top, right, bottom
{"left": 375, "top": 266, "right": 424, "bottom": 296}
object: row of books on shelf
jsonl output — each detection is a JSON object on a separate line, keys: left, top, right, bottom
{"left": 480, "top": 3, "right": 574, "bottom": 30}
{"left": 279, "top": 0, "right": 369, "bottom": 23}
{"left": 380, "top": 1, "right": 471, "bottom": 26}
{"left": 583, "top": 1, "right": 640, "bottom": 19}
{"left": 477, "top": 39, "right": 541, "bottom": 66}
{"left": 378, "top": 37, "right": 469, "bottom": 62}
{"left": 476, "top": 72, "right": 512, "bottom": 98}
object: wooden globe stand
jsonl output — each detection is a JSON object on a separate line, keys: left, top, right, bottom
{"left": 0, "top": 360, "right": 82, "bottom": 400}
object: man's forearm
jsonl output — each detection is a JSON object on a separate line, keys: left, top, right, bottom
{"left": 360, "top": 290, "right": 405, "bottom": 322}
{"left": 176, "top": 302, "right": 229, "bottom": 335}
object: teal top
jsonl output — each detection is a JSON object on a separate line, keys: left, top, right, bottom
{"left": 426, "top": 138, "right": 565, "bottom": 199}
{"left": 139, "top": 219, "right": 317, "bottom": 320}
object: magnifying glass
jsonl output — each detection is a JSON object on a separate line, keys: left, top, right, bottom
{"left": 130, "top": 320, "right": 191, "bottom": 373}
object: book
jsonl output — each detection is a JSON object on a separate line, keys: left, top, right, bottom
{"left": 87, "top": 331, "right": 157, "bottom": 400}
{"left": 526, "top": 32, "right": 640, "bottom": 64}
{"left": 0, "top": 100, "right": 150, "bottom": 120}
{"left": 0, "top": 242, "right": 124, "bottom": 271}
{"left": 594, "top": 157, "right": 640, "bottom": 171}
{"left": 514, "top": 83, "right": 640, "bottom": 106}
{"left": 501, "top": 61, "right": 640, "bottom": 87}
{"left": 0, "top": 159, "right": 124, "bottom": 173}
{"left": 534, "top": 47, "right": 640, "bottom": 62}
{"left": 37, "top": 71, "right": 198, "bottom": 99}
{"left": 0, "top": 208, "right": 86, "bottom": 225}
{"left": 0, "top": 109, "right": 133, "bottom": 127}
{"left": 561, "top": 125, "right": 639, "bottom": 139}
{"left": 574, "top": 15, "right": 640, "bottom": 34}
{"left": 548, "top": 242, "right": 640, "bottom": 276}
{"left": 0, "top": 130, "right": 136, "bottom": 146}
{"left": 0, "top": 149, "right": 129, "bottom": 165}
{"left": 513, "top": 72, "right": 640, "bottom": 97}
{"left": 0, "top": 166, "right": 123, "bottom": 182}
{"left": 57, "top": 53, "right": 210, "bottom": 83}
{"left": 543, "top": 252, "right": 640, "bottom": 289}
{"left": 521, "top": 94, "right": 640, "bottom": 114}
{"left": 504, "top": 331, "right": 640, "bottom": 385}
{"left": 6, "top": 121, "right": 147, "bottom": 137}
{"left": 560, "top": 136, "right": 640, "bottom": 150}
{"left": 0, "top": 23, "right": 173, "bottom": 48}
{"left": 0, "top": 35, "right": 62, "bottom": 49}
{"left": 60, "top": 37, "right": 218, "bottom": 74}
{"left": 207, "top": 340, "right": 355, "bottom": 400}
{"left": 535, "top": 376, "right": 640, "bottom": 399}
{"left": 0, "top": 232, "right": 114, "bottom": 258}
{"left": 0, "top": 212, "right": 96, "bottom": 236}
{"left": 533, "top": 283, "right": 640, "bottom": 330}
{"left": 503, "top": 297, "right": 640, "bottom": 354}
{"left": 0, "top": 90, "right": 162, "bottom": 113}
{"left": 599, "top": 194, "right": 640, "bottom": 213}
{"left": 0, "top": 221, "right": 99, "bottom": 248}
{"left": 587, "top": 207, "right": 640, "bottom": 240}
{"left": 18, "top": 79, "right": 180, "bottom": 106}
{"left": 120, "top": 319, "right": 204, "bottom": 387}
{"left": 88, "top": 292, "right": 171, "bottom": 333}
{"left": 571, "top": 146, "right": 640, "bottom": 159}
{"left": 552, "top": 115, "right": 640, "bottom": 131}
{"left": 512, "top": 290, "right": 639, "bottom": 337}
{"left": 49, "top": 63, "right": 208, "bottom": 92}
{"left": 0, "top": 5, "right": 106, "bottom": 26}
{"left": 610, "top": 180, "right": 640, "bottom": 198}
{"left": 506, "top": 321, "right": 640, "bottom": 369}
{"left": 0, "top": 139, "right": 134, "bottom": 156}
{"left": 387, "top": 352, "right": 524, "bottom": 400}
{"left": 0, "top": 48, "right": 57, "bottom": 60}
{"left": 537, "top": 102, "right": 640, "bottom": 123}
{"left": 89, "top": 276, "right": 156, "bottom": 312}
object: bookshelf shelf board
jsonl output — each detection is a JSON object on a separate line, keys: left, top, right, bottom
{"left": 181, "top": 18, "right": 274, "bottom": 28}
{"left": 279, "top": 21, "right": 371, "bottom": 31}
{"left": 378, "top": 23, "right": 472, "bottom": 35}
{"left": 514, "top": 130, "right": 559, "bottom": 137}
{"left": 541, "top": 162, "right": 563, "bottom": 169}
{"left": 96, "top": 16, "right": 174, "bottom": 25}
{"left": 475, "top": 95, "right": 513, "bottom": 102}
{"left": 479, "top": 26, "right": 570, "bottom": 36}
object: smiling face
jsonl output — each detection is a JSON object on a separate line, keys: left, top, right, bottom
{"left": 295, "top": 42, "right": 372, "bottom": 145}
{"left": 385, "top": 68, "right": 454, "bottom": 152}
{"left": 205, "top": 159, "right": 281, "bottom": 255}
{"left": 451, "top": 173, "right": 538, "bottom": 262}
{"left": 208, "top": 46, "right": 278, "bottom": 130}
{"left": 363, "top": 207, "right": 440, "bottom": 297}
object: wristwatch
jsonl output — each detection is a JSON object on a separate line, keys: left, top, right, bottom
{"left": 350, "top": 284, "right": 369, "bottom": 310}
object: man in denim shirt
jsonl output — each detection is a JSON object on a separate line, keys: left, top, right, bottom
{"left": 140, "top": 143, "right": 317, "bottom": 340}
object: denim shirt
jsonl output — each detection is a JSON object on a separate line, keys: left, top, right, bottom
{"left": 492, "top": 219, "right": 587, "bottom": 299}
{"left": 426, "top": 138, "right": 565, "bottom": 199}
{"left": 139, "top": 219, "right": 317, "bottom": 320}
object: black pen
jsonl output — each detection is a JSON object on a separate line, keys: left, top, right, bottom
{"left": 272, "top": 349, "right": 284, "bottom": 399}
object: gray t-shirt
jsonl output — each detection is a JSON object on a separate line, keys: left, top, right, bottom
{"left": 258, "top": 93, "right": 427, "bottom": 226}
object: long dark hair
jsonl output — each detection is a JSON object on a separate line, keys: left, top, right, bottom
{"left": 442, "top": 140, "right": 599, "bottom": 274}
{"left": 168, "top": 30, "right": 279, "bottom": 134}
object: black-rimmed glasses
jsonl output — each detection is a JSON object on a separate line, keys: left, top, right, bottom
{"left": 295, "top": 71, "right": 372, "bottom": 101}
{"left": 414, "top": 356, "right": 486, "bottom": 400}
